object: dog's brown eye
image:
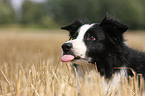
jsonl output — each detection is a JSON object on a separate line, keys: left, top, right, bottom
{"left": 89, "top": 36, "right": 95, "bottom": 40}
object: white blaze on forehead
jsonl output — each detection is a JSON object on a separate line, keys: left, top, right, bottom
{"left": 66, "top": 24, "right": 94, "bottom": 58}
{"left": 77, "top": 24, "right": 94, "bottom": 40}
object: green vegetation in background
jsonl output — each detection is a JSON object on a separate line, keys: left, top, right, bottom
{"left": 0, "top": 2, "right": 14, "bottom": 24}
{"left": 22, "top": 1, "right": 59, "bottom": 29}
{"left": 0, "top": 1, "right": 59, "bottom": 29}
{"left": 0, "top": 0, "right": 145, "bottom": 30}
{"left": 48, "top": 0, "right": 145, "bottom": 29}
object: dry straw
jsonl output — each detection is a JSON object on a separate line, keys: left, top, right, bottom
{"left": 0, "top": 32, "right": 144, "bottom": 96}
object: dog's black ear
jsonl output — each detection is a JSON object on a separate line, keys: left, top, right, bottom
{"left": 61, "top": 19, "right": 88, "bottom": 36}
{"left": 100, "top": 15, "right": 129, "bottom": 34}
{"left": 61, "top": 19, "right": 82, "bottom": 31}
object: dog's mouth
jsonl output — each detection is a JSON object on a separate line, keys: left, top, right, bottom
{"left": 61, "top": 55, "right": 81, "bottom": 62}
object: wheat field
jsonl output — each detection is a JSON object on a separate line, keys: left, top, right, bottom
{"left": 0, "top": 29, "right": 145, "bottom": 96}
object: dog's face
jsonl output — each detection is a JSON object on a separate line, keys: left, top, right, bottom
{"left": 61, "top": 15, "right": 129, "bottom": 64}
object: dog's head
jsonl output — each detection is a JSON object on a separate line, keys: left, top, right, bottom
{"left": 61, "top": 15, "right": 129, "bottom": 64}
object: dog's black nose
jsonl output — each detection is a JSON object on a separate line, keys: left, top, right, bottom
{"left": 62, "top": 43, "right": 72, "bottom": 52}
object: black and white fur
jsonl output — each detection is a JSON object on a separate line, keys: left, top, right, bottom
{"left": 61, "top": 15, "right": 145, "bottom": 82}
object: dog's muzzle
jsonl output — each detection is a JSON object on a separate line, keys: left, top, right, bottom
{"left": 61, "top": 43, "right": 75, "bottom": 62}
{"left": 62, "top": 43, "right": 73, "bottom": 53}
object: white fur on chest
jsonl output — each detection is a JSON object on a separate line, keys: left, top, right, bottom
{"left": 72, "top": 61, "right": 126, "bottom": 95}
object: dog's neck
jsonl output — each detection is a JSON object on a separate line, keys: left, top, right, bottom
{"left": 92, "top": 45, "right": 127, "bottom": 78}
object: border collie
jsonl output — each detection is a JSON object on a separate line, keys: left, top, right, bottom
{"left": 60, "top": 15, "right": 145, "bottom": 81}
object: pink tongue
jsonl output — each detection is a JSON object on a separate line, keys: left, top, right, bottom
{"left": 61, "top": 55, "right": 75, "bottom": 62}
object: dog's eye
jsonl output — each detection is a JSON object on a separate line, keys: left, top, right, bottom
{"left": 89, "top": 36, "right": 96, "bottom": 40}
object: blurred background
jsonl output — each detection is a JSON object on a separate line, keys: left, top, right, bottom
{"left": 0, "top": 0, "right": 145, "bottom": 30}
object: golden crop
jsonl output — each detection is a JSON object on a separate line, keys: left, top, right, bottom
{"left": 0, "top": 29, "right": 144, "bottom": 96}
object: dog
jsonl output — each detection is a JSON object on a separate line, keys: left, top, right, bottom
{"left": 61, "top": 15, "right": 145, "bottom": 83}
